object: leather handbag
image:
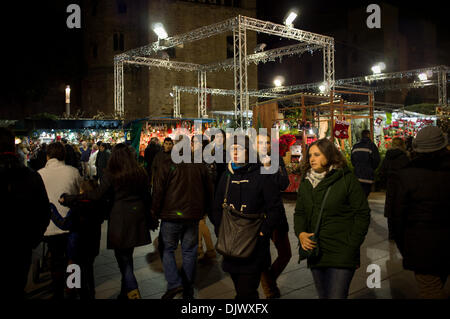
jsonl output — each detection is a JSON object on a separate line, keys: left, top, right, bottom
{"left": 298, "top": 186, "right": 331, "bottom": 262}
{"left": 215, "top": 174, "right": 264, "bottom": 259}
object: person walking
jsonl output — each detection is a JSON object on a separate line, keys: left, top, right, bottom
{"left": 95, "top": 142, "right": 111, "bottom": 183}
{"left": 151, "top": 137, "right": 174, "bottom": 180}
{"left": 38, "top": 142, "right": 81, "bottom": 299}
{"left": 379, "top": 137, "right": 410, "bottom": 240}
{"left": 79, "top": 141, "right": 91, "bottom": 180}
{"left": 88, "top": 144, "right": 99, "bottom": 180}
{"left": 351, "top": 129, "right": 380, "bottom": 197}
{"left": 52, "top": 179, "right": 106, "bottom": 299}
{"left": 61, "top": 143, "right": 153, "bottom": 299}
{"left": 212, "top": 135, "right": 283, "bottom": 300}
{"left": 191, "top": 134, "right": 217, "bottom": 261}
{"left": 144, "top": 137, "right": 162, "bottom": 183}
{"left": 152, "top": 135, "right": 213, "bottom": 299}
{"left": 0, "top": 128, "right": 50, "bottom": 298}
{"left": 256, "top": 133, "right": 292, "bottom": 299}
{"left": 390, "top": 126, "right": 450, "bottom": 299}
{"left": 295, "top": 138, "right": 370, "bottom": 299}
{"left": 61, "top": 138, "right": 81, "bottom": 173}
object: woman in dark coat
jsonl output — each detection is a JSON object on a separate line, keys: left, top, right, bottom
{"left": 390, "top": 126, "right": 450, "bottom": 299}
{"left": 212, "top": 135, "right": 283, "bottom": 299}
{"left": 294, "top": 138, "right": 370, "bottom": 299}
{"left": 61, "top": 143, "right": 152, "bottom": 299}
{"left": 379, "top": 137, "right": 410, "bottom": 239}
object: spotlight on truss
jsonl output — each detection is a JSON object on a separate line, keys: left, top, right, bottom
{"left": 418, "top": 73, "right": 428, "bottom": 82}
{"left": 284, "top": 11, "right": 298, "bottom": 27}
{"left": 254, "top": 43, "right": 267, "bottom": 53}
{"left": 371, "top": 62, "right": 386, "bottom": 74}
{"left": 319, "top": 82, "right": 328, "bottom": 93}
{"left": 153, "top": 23, "right": 168, "bottom": 39}
{"left": 273, "top": 76, "right": 285, "bottom": 87}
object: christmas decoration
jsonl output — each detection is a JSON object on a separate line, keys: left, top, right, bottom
{"left": 279, "top": 134, "right": 296, "bottom": 157}
{"left": 333, "top": 120, "right": 350, "bottom": 139}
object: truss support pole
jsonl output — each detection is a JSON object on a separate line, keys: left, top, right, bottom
{"left": 197, "top": 71, "right": 207, "bottom": 118}
{"left": 233, "top": 16, "right": 248, "bottom": 128}
{"left": 114, "top": 60, "right": 124, "bottom": 118}
{"left": 369, "top": 92, "right": 374, "bottom": 141}
{"left": 173, "top": 87, "right": 181, "bottom": 118}
{"left": 438, "top": 67, "right": 448, "bottom": 108}
{"left": 323, "top": 44, "right": 335, "bottom": 93}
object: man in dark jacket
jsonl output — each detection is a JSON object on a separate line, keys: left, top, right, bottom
{"left": 390, "top": 126, "right": 450, "bottom": 299}
{"left": 95, "top": 142, "right": 110, "bottom": 183}
{"left": 351, "top": 129, "right": 380, "bottom": 197}
{"left": 0, "top": 128, "right": 50, "bottom": 298}
{"left": 152, "top": 139, "right": 213, "bottom": 299}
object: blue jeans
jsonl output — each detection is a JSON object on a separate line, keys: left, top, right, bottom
{"left": 114, "top": 248, "right": 138, "bottom": 293}
{"left": 311, "top": 267, "right": 355, "bottom": 299}
{"left": 160, "top": 220, "right": 199, "bottom": 290}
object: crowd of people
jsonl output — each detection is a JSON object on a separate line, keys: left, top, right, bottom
{"left": 1, "top": 124, "right": 449, "bottom": 300}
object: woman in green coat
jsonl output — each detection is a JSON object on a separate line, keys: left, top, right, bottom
{"left": 294, "top": 138, "right": 370, "bottom": 299}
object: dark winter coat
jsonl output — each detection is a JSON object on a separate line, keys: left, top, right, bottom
{"left": 379, "top": 148, "right": 410, "bottom": 218}
{"left": 95, "top": 149, "right": 110, "bottom": 180}
{"left": 64, "top": 144, "right": 81, "bottom": 171}
{"left": 390, "top": 150, "right": 450, "bottom": 275}
{"left": 63, "top": 171, "right": 151, "bottom": 250}
{"left": 294, "top": 166, "right": 370, "bottom": 269}
{"left": 55, "top": 198, "right": 106, "bottom": 258}
{"left": 144, "top": 143, "right": 162, "bottom": 179}
{"left": 212, "top": 147, "right": 229, "bottom": 192}
{"left": 212, "top": 162, "right": 284, "bottom": 274}
{"left": 0, "top": 153, "right": 50, "bottom": 250}
{"left": 263, "top": 154, "right": 290, "bottom": 233}
{"left": 351, "top": 137, "right": 381, "bottom": 183}
{"left": 152, "top": 153, "right": 214, "bottom": 221}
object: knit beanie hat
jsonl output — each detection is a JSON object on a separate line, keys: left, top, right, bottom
{"left": 412, "top": 126, "right": 448, "bottom": 153}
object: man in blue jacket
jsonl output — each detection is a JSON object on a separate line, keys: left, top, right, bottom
{"left": 351, "top": 129, "right": 380, "bottom": 197}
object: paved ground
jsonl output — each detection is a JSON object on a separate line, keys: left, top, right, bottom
{"left": 25, "top": 192, "right": 450, "bottom": 299}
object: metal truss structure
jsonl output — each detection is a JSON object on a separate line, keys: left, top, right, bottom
{"left": 114, "top": 15, "right": 335, "bottom": 124}
{"left": 247, "top": 66, "right": 450, "bottom": 107}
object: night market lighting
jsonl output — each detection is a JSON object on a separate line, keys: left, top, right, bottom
{"left": 153, "top": 23, "right": 168, "bottom": 39}
{"left": 284, "top": 11, "right": 298, "bottom": 27}
{"left": 418, "top": 73, "right": 428, "bottom": 81}
{"left": 371, "top": 62, "right": 386, "bottom": 74}
{"left": 273, "top": 76, "right": 285, "bottom": 87}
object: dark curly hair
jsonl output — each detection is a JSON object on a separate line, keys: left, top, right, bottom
{"left": 301, "top": 138, "right": 347, "bottom": 175}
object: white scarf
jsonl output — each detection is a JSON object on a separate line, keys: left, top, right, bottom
{"left": 306, "top": 165, "right": 336, "bottom": 188}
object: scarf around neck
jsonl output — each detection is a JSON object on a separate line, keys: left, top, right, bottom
{"left": 306, "top": 169, "right": 327, "bottom": 188}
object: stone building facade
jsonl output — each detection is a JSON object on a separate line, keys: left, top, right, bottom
{"left": 82, "top": 0, "right": 257, "bottom": 119}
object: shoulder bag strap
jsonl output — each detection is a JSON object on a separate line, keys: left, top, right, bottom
{"left": 223, "top": 174, "right": 231, "bottom": 204}
{"left": 313, "top": 186, "right": 332, "bottom": 236}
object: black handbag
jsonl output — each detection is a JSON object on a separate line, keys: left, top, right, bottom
{"left": 298, "top": 186, "right": 331, "bottom": 262}
{"left": 215, "top": 174, "right": 264, "bottom": 259}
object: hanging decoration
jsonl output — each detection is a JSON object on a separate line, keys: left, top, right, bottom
{"left": 333, "top": 120, "right": 350, "bottom": 139}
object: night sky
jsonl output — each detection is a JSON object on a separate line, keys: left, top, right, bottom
{"left": 1, "top": 1, "right": 448, "bottom": 117}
